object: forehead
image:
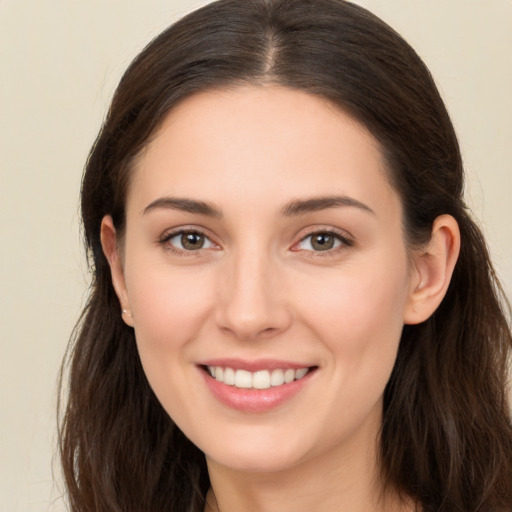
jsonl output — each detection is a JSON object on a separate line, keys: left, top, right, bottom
{"left": 128, "top": 85, "right": 399, "bottom": 219}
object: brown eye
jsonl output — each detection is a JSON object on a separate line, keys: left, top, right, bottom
{"left": 311, "top": 233, "right": 336, "bottom": 251}
{"left": 165, "top": 230, "right": 215, "bottom": 252}
{"left": 296, "top": 231, "right": 349, "bottom": 252}
{"left": 181, "top": 232, "right": 205, "bottom": 250}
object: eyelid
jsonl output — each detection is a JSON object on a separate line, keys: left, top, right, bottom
{"left": 291, "top": 226, "right": 354, "bottom": 253}
{"left": 158, "top": 226, "right": 220, "bottom": 254}
{"left": 157, "top": 225, "right": 353, "bottom": 256}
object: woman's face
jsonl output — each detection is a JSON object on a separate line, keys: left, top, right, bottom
{"left": 108, "top": 86, "right": 419, "bottom": 473}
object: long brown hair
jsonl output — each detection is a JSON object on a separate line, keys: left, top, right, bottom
{"left": 58, "top": 1, "right": 512, "bottom": 510}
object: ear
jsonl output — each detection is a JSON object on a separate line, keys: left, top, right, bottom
{"left": 100, "top": 215, "right": 134, "bottom": 327}
{"left": 404, "top": 214, "right": 461, "bottom": 325}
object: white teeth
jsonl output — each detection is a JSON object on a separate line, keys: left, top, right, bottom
{"left": 270, "top": 369, "right": 285, "bottom": 386}
{"left": 206, "top": 365, "right": 311, "bottom": 389}
{"left": 234, "top": 369, "right": 252, "bottom": 388}
{"left": 253, "top": 370, "right": 271, "bottom": 389}
{"left": 224, "top": 367, "right": 235, "bottom": 385}
{"left": 284, "top": 369, "right": 295, "bottom": 383}
{"left": 295, "top": 368, "right": 308, "bottom": 379}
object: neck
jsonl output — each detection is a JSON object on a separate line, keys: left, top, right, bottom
{"left": 204, "top": 419, "right": 411, "bottom": 512}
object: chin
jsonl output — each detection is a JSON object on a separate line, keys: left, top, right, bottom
{"left": 207, "top": 449, "right": 303, "bottom": 474}
{"left": 200, "top": 426, "right": 316, "bottom": 474}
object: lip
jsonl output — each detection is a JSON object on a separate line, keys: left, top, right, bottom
{"left": 197, "top": 359, "right": 317, "bottom": 413}
{"left": 198, "top": 358, "right": 312, "bottom": 372}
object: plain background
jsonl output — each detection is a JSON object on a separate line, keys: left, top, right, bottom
{"left": 0, "top": 1, "right": 510, "bottom": 510}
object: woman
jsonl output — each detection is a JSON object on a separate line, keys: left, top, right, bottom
{"left": 58, "top": 0, "right": 512, "bottom": 510}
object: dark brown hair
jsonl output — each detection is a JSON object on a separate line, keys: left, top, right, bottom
{"left": 59, "top": 1, "right": 512, "bottom": 510}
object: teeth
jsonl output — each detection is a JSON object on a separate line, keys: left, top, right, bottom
{"left": 253, "top": 370, "right": 271, "bottom": 389}
{"left": 295, "top": 368, "right": 308, "bottom": 379}
{"left": 235, "top": 369, "right": 252, "bottom": 388}
{"left": 270, "top": 369, "right": 285, "bottom": 386}
{"left": 284, "top": 369, "right": 295, "bottom": 383}
{"left": 206, "top": 366, "right": 311, "bottom": 389}
{"left": 224, "top": 367, "right": 235, "bottom": 385}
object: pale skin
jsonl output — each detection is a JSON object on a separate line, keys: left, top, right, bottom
{"left": 101, "top": 85, "right": 460, "bottom": 512}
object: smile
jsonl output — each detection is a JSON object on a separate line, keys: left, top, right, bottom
{"left": 206, "top": 366, "right": 310, "bottom": 389}
{"left": 198, "top": 360, "right": 318, "bottom": 412}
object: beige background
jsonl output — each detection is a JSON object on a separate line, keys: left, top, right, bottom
{"left": 0, "top": 1, "right": 510, "bottom": 510}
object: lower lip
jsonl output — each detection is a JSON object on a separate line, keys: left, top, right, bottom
{"left": 199, "top": 368, "right": 315, "bottom": 413}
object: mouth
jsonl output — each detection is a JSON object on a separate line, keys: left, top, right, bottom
{"left": 201, "top": 365, "right": 317, "bottom": 390}
{"left": 197, "top": 360, "right": 318, "bottom": 412}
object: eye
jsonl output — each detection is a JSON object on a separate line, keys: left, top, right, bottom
{"left": 163, "top": 230, "right": 215, "bottom": 252}
{"left": 296, "top": 231, "right": 351, "bottom": 252}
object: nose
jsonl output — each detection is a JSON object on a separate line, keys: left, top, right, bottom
{"left": 215, "top": 247, "right": 292, "bottom": 341}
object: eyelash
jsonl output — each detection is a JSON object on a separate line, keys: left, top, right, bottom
{"left": 158, "top": 228, "right": 353, "bottom": 256}
{"left": 158, "top": 229, "right": 217, "bottom": 256}
{"left": 293, "top": 229, "right": 353, "bottom": 257}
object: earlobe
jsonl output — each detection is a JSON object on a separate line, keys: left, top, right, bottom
{"left": 404, "top": 214, "right": 461, "bottom": 325}
{"left": 100, "top": 216, "right": 134, "bottom": 327}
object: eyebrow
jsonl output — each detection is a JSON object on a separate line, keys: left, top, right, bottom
{"left": 143, "top": 197, "right": 223, "bottom": 217}
{"left": 142, "top": 194, "right": 375, "bottom": 218}
{"left": 281, "top": 195, "right": 375, "bottom": 216}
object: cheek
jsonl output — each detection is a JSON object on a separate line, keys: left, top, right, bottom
{"left": 125, "top": 263, "right": 215, "bottom": 377}
{"left": 124, "top": 265, "right": 220, "bottom": 433}
{"left": 292, "top": 257, "right": 410, "bottom": 441}
{"left": 297, "top": 253, "right": 410, "bottom": 377}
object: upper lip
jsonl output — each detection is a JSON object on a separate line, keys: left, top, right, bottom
{"left": 197, "top": 358, "right": 315, "bottom": 372}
